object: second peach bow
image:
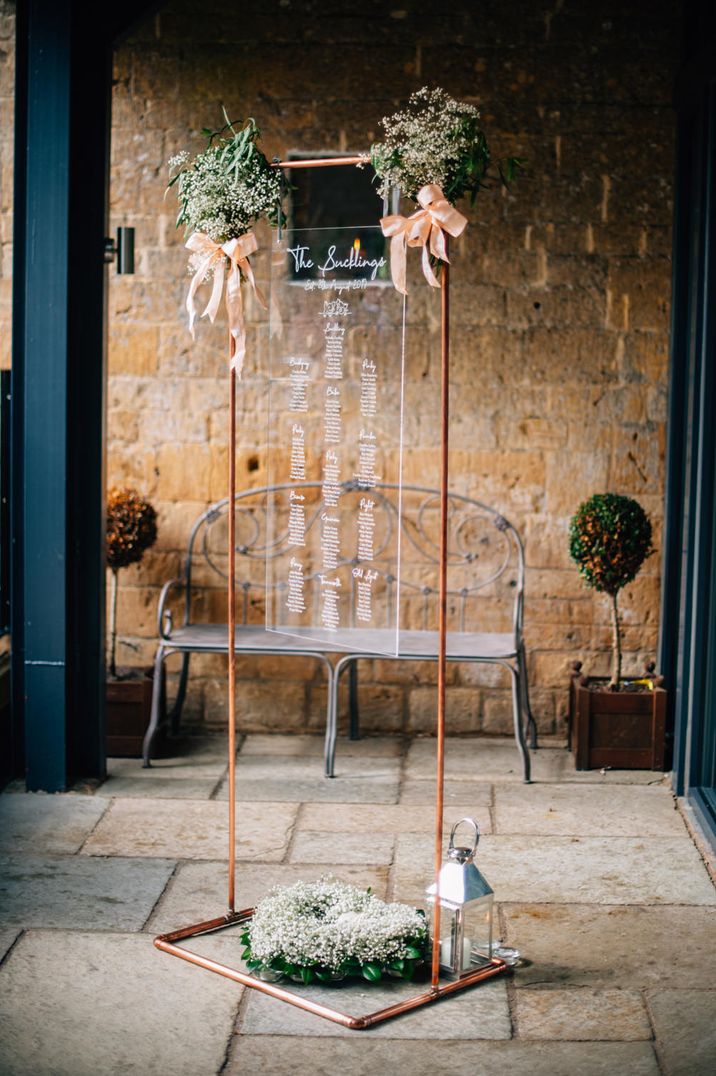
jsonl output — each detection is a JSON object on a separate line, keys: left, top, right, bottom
{"left": 185, "top": 231, "right": 267, "bottom": 376}
{"left": 380, "top": 184, "right": 468, "bottom": 296}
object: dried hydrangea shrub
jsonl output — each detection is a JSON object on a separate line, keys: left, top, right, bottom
{"left": 106, "top": 487, "right": 158, "bottom": 678}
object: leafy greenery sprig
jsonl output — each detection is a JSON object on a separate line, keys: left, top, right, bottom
{"left": 167, "top": 110, "right": 283, "bottom": 244}
{"left": 240, "top": 925, "right": 426, "bottom": 985}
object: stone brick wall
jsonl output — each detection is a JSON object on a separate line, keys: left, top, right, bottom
{"left": 106, "top": 0, "right": 680, "bottom": 740}
{"left": 2, "top": 0, "right": 679, "bottom": 740}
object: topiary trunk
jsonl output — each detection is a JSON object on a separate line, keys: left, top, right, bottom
{"left": 609, "top": 592, "right": 622, "bottom": 690}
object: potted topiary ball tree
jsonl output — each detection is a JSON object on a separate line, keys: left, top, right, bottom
{"left": 106, "top": 487, "right": 158, "bottom": 757}
{"left": 567, "top": 493, "right": 667, "bottom": 771}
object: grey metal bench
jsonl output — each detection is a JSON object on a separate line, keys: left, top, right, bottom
{"left": 143, "top": 482, "right": 537, "bottom": 781}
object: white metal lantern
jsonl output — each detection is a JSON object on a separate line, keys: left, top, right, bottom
{"left": 426, "top": 817, "right": 493, "bottom": 980}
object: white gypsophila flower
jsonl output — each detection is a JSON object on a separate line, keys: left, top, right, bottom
{"left": 248, "top": 878, "right": 426, "bottom": 971}
{"left": 371, "top": 86, "right": 485, "bottom": 203}
{"left": 169, "top": 123, "right": 282, "bottom": 244}
{"left": 167, "top": 151, "right": 190, "bottom": 171}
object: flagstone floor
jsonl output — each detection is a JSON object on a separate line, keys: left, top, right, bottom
{"left": 1, "top": 733, "right": 715, "bottom": 1076}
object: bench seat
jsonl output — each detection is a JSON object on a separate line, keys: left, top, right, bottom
{"left": 143, "top": 483, "right": 537, "bottom": 782}
{"left": 165, "top": 624, "right": 518, "bottom": 661}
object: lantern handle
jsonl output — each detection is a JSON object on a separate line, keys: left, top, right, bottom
{"left": 448, "top": 817, "right": 480, "bottom": 857}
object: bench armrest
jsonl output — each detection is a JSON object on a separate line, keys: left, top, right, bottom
{"left": 157, "top": 578, "right": 185, "bottom": 640}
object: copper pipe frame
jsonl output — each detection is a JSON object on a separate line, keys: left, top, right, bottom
{"left": 156, "top": 159, "right": 506, "bottom": 1028}
{"left": 228, "top": 346, "right": 237, "bottom": 912}
{"left": 273, "top": 155, "right": 368, "bottom": 169}
{"left": 155, "top": 909, "right": 507, "bottom": 1030}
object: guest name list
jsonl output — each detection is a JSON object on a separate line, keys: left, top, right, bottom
{"left": 283, "top": 239, "right": 388, "bottom": 632}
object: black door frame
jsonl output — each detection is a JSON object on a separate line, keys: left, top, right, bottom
{"left": 11, "top": 0, "right": 158, "bottom": 790}
{"left": 659, "top": 1, "right": 716, "bottom": 844}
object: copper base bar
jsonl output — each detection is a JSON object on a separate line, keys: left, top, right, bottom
{"left": 155, "top": 910, "right": 508, "bottom": 1030}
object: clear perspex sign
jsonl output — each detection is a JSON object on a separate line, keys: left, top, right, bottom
{"left": 265, "top": 224, "right": 406, "bottom": 655}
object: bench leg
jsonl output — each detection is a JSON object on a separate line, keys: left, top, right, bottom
{"left": 143, "top": 646, "right": 168, "bottom": 768}
{"left": 508, "top": 662, "right": 531, "bottom": 783}
{"left": 518, "top": 643, "right": 538, "bottom": 750}
{"left": 323, "top": 660, "right": 338, "bottom": 778}
{"left": 168, "top": 652, "right": 191, "bottom": 736}
{"left": 348, "top": 660, "right": 360, "bottom": 740}
{"left": 325, "top": 654, "right": 355, "bottom": 777}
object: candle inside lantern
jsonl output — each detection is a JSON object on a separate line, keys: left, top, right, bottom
{"left": 440, "top": 935, "right": 473, "bottom": 970}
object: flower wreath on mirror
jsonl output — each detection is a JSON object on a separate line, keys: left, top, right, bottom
{"left": 241, "top": 879, "right": 428, "bottom": 986}
{"left": 166, "top": 109, "right": 285, "bottom": 375}
{"left": 370, "top": 86, "right": 525, "bottom": 294}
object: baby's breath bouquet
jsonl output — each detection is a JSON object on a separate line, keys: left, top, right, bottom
{"left": 167, "top": 112, "right": 282, "bottom": 371}
{"left": 241, "top": 879, "right": 427, "bottom": 985}
{"left": 167, "top": 113, "right": 282, "bottom": 242}
{"left": 371, "top": 86, "right": 523, "bottom": 206}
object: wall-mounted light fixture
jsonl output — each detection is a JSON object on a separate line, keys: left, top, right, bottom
{"left": 104, "top": 227, "right": 135, "bottom": 274}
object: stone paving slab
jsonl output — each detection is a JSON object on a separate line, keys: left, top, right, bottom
{"left": 225, "top": 1037, "right": 660, "bottom": 1075}
{"left": 405, "top": 740, "right": 564, "bottom": 782}
{"left": 108, "top": 754, "right": 228, "bottom": 782}
{"left": 399, "top": 778, "right": 493, "bottom": 812}
{"left": 392, "top": 834, "right": 716, "bottom": 906}
{"left": 514, "top": 987, "right": 651, "bottom": 1040}
{"left": 299, "top": 800, "right": 495, "bottom": 839}
{"left": 494, "top": 784, "right": 686, "bottom": 837}
{"left": 2, "top": 732, "right": 712, "bottom": 1075}
{"left": 0, "top": 855, "right": 175, "bottom": 930}
{"left": 239, "top": 976, "right": 511, "bottom": 1039}
{"left": 0, "top": 930, "right": 242, "bottom": 1076}
{"left": 289, "top": 830, "right": 395, "bottom": 865}
{"left": 158, "top": 733, "right": 230, "bottom": 759}
{"left": 300, "top": 802, "right": 493, "bottom": 835}
{"left": 405, "top": 740, "right": 667, "bottom": 784}
{"left": 81, "top": 799, "right": 299, "bottom": 861}
{"left": 147, "top": 862, "right": 390, "bottom": 934}
{"left": 0, "top": 794, "right": 109, "bottom": 855}
{"left": 504, "top": 904, "right": 716, "bottom": 989}
{"left": 215, "top": 753, "right": 401, "bottom": 804}
{"left": 557, "top": 769, "right": 668, "bottom": 786}
{"left": 97, "top": 775, "right": 221, "bottom": 799}
{"left": 648, "top": 989, "right": 716, "bottom": 1076}
{"left": 0, "top": 930, "right": 20, "bottom": 963}
{"left": 240, "top": 734, "right": 404, "bottom": 757}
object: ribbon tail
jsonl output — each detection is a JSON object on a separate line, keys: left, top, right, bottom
{"left": 420, "top": 240, "right": 442, "bottom": 289}
{"left": 203, "top": 260, "right": 225, "bottom": 324}
{"left": 241, "top": 256, "right": 268, "bottom": 311}
{"left": 389, "top": 233, "right": 409, "bottom": 296}
{"left": 430, "top": 223, "right": 449, "bottom": 265}
{"left": 186, "top": 273, "right": 200, "bottom": 338}
{"left": 186, "top": 254, "right": 213, "bottom": 338}
{"left": 225, "top": 263, "right": 246, "bottom": 378}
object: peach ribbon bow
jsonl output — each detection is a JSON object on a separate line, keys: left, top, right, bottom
{"left": 380, "top": 184, "right": 468, "bottom": 295}
{"left": 185, "top": 231, "right": 267, "bottom": 376}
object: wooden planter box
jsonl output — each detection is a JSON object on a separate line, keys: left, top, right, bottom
{"left": 569, "top": 662, "right": 667, "bottom": 771}
{"left": 106, "top": 669, "right": 154, "bottom": 758}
